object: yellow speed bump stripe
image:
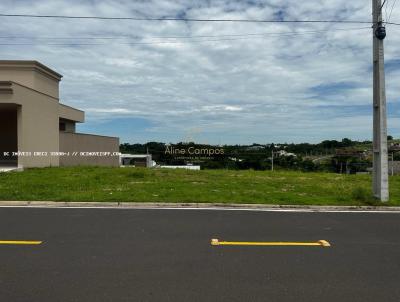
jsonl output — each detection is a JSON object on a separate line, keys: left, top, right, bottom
{"left": 211, "top": 239, "right": 331, "bottom": 247}
{"left": 0, "top": 240, "right": 42, "bottom": 245}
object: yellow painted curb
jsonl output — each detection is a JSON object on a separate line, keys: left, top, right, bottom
{"left": 0, "top": 240, "right": 42, "bottom": 245}
{"left": 318, "top": 240, "right": 331, "bottom": 247}
{"left": 211, "top": 238, "right": 331, "bottom": 247}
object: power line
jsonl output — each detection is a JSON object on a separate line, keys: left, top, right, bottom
{"left": 0, "top": 13, "right": 374, "bottom": 24}
{"left": 0, "top": 27, "right": 371, "bottom": 46}
{"left": 388, "top": 0, "right": 398, "bottom": 22}
{"left": 0, "top": 27, "right": 370, "bottom": 41}
{"left": 384, "top": 0, "right": 389, "bottom": 21}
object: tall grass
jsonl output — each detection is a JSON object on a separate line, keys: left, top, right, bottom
{"left": 0, "top": 167, "right": 399, "bottom": 205}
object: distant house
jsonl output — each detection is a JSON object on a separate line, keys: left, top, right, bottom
{"left": 276, "top": 150, "right": 297, "bottom": 157}
{"left": 335, "top": 148, "right": 367, "bottom": 159}
{"left": 245, "top": 145, "right": 265, "bottom": 151}
{"left": 0, "top": 60, "right": 119, "bottom": 169}
{"left": 389, "top": 161, "right": 400, "bottom": 175}
{"left": 120, "top": 154, "right": 155, "bottom": 168}
{"left": 160, "top": 164, "right": 201, "bottom": 170}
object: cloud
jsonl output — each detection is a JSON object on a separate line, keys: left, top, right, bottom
{"left": 0, "top": 0, "right": 399, "bottom": 144}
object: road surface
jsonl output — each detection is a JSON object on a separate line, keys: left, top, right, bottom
{"left": 0, "top": 207, "right": 399, "bottom": 301}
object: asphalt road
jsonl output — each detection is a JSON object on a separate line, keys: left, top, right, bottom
{"left": 0, "top": 207, "right": 400, "bottom": 302}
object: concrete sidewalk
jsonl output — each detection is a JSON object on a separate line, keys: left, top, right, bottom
{"left": 1, "top": 200, "right": 400, "bottom": 212}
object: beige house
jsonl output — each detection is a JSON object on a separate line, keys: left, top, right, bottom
{"left": 0, "top": 60, "right": 119, "bottom": 169}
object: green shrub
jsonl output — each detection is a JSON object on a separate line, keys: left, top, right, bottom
{"left": 127, "top": 170, "right": 146, "bottom": 179}
{"left": 351, "top": 187, "right": 378, "bottom": 205}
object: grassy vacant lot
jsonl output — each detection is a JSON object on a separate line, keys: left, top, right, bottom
{"left": 0, "top": 167, "right": 399, "bottom": 205}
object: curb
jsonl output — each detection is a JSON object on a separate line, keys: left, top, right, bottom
{"left": 0, "top": 201, "right": 400, "bottom": 212}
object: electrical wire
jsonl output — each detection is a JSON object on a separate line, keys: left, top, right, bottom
{"left": 384, "top": 0, "right": 389, "bottom": 21}
{"left": 388, "top": 0, "right": 398, "bottom": 22}
{"left": 0, "top": 27, "right": 371, "bottom": 46}
{"left": 0, "top": 26, "right": 370, "bottom": 41}
{"left": 0, "top": 13, "right": 374, "bottom": 24}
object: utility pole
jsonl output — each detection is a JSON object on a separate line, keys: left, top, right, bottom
{"left": 271, "top": 150, "right": 274, "bottom": 171}
{"left": 391, "top": 152, "right": 394, "bottom": 176}
{"left": 372, "top": 0, "right": 389, "bottom": 201}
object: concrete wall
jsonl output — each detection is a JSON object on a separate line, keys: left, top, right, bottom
{"left": 19, "top": 88, "right": 59, "bottom": 168}
{"left": 0, "top": 61, "right": 61, "bottom": 99}
{"left": 11, "top": 83, "right": 60, "bottom": 168}
{"left": 389, "top": 161, "right": 400, "bottom": 175}
{"left": 0, "top": 60, "right": 120, "bottom": 168}
{"left": 59, "top": 103, "right": 84, "bottom": 123}
{"left": 59, "top": 132, "right": 119, "bottom": 167}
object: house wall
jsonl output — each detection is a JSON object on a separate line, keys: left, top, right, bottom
{"left": 0, "top": 82, "right": 60, "bottom": 168}
{"left": 59, "top": 132, "right": 119, "bottom": 167}
{"left": 0, "top": 61, "right": 61, "bottom": 99}
{"left": 0, "top": 60, "right": 119, "bottom": 169}
{"left": 12, "top": 83, "right": 60, "bottom": 168}
{"left": 389, "top": 161, "right": 400, "bottom": 175}
{"left": 59, "top": 103, "right": 84, "bottom": 123}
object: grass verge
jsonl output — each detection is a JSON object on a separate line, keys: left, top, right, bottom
{"left": 0, "top": 167, "right": 399, "bottom": 205}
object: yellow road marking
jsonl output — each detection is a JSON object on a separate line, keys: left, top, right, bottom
{"left": 0, "top": 240, "right": 42, "bottom": 245}
{"left": 211, "top": 239, "right": 331, "bottom": 247}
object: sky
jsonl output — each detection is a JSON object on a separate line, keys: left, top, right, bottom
{"left": 0, "top": 0, "right": 399, "bottom": 144}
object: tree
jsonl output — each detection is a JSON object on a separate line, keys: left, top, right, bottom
{"left": 341, "top": 138, "right": 353, "bottom": 147}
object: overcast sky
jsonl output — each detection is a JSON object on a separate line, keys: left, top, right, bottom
{"left": 0, "top": 0, "right": 399, "bottom": 144}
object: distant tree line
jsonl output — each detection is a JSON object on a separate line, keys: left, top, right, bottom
{"left": 120, "top": 137, "right": 397, "bottom": 173}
